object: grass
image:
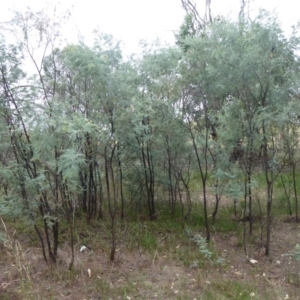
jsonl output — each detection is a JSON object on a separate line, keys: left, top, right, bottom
{"left": 211, "top": 205, "right": 241, "bottom": 233}
{"left": 1, "top": 186, "right": 300, "bottom": 299}
{"left": 202, "top": 280, "right": 259, "bottom": 300}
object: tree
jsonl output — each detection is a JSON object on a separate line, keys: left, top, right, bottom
{"left": 179, "top": 11, "right": 300, "bottom": 254}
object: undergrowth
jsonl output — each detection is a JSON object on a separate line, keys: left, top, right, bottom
{"left": 1, "top": 194, "right": 300, "bottom": 299}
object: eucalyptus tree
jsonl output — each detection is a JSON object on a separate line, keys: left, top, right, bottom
{"left": 46, "top": 33, "right": 135, "bottom": 259}
{"left": 0, "top": 34, "right": 60, "bottom": 264}
{"left": 179, "top": 53, "right": 213, "bottom": 241}
{"left": 178, "top": 17, "right": 239, "bottom": 240}
{"left": 180, "top": 0, "right": 212, "bottom": 31}
{"left": 280, "top": 99, "right": 300, "bottom": 222}
{"left": 49, "top": 43, "right": 107, "bottom": 219}
{"left": 180, "top": 12, "right": 300, "bottom": 254}
{"left": 135, "top": 45, "right": 194, "bottom": 218}
{"left": 0, "top": 7, "right": 89, "bottom": 266}
{"left": 219, "top": 14, "right": 300, "bottom": 255}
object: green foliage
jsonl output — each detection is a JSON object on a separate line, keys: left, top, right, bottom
{"left": 212, "top": 206, "right": 241, "bottom": 233}
{"left": 0, "top": 4, "right": 300, "bottom": 268}
{"left": 185, "top": 227, "right": 225, "bottom": 265}
{"left": 285, "top": 244, "right": 300, "bottom": 261}
{"left": 140, "top": 229, "right": 158, "bottom": 250}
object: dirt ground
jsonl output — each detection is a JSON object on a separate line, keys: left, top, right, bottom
{"left": 1, "top": 218, "right": 300, "bottom": 300}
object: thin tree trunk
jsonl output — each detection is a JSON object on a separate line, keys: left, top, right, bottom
{"left": 188, "top": 121, "right": 210, "bottom": 241}
{"left": 280, "top": 175, "right": 292, "bottom": 216}
{"left": 292, "top": 162, "right": 299, "bottom": 222}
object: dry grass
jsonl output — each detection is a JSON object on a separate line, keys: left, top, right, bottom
{"left": 1, "top": 211, "right": 300, "bottom": 300}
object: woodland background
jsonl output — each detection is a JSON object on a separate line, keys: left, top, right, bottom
{"left": 1, "top": 1, "right": 300, "bottom": 299}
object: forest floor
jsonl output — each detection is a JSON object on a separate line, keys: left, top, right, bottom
{"left": 1, "top": 212, "right": 300, "bottom": 300}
